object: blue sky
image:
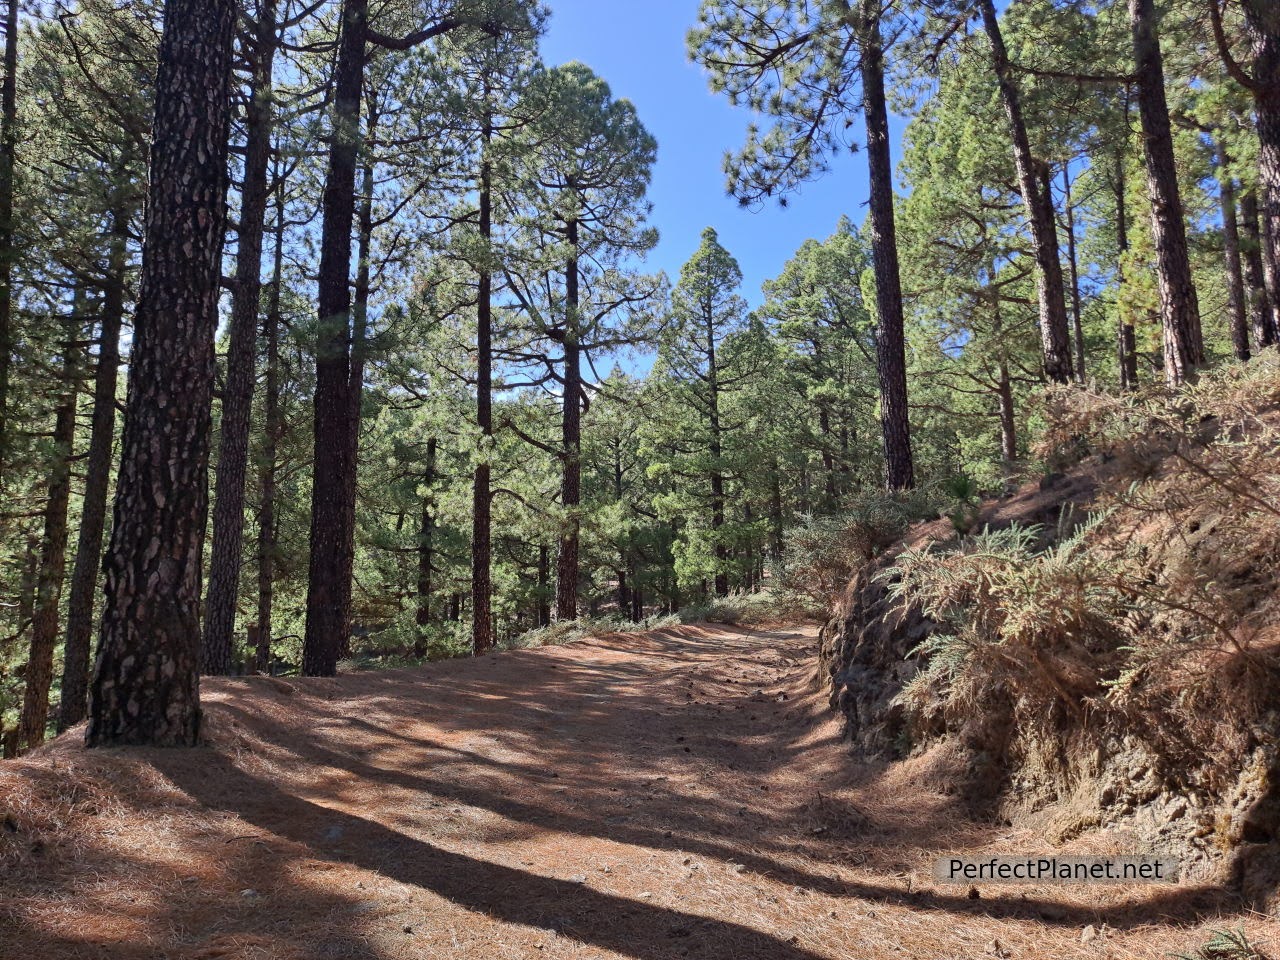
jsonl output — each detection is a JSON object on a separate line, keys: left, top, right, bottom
{"left": 539, "top": 0, "right": 912, "bottom": 308}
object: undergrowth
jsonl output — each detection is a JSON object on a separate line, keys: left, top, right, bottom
{"left": 675, "top": 588, "right": 823, "bottom": 626}
{"left": 883, "top": 357, "right": 1280, "bottom": 796}
{"left": 780, "top": 489, "right": 939, "bottom": 604}
{"left": 501, "top": 613, "right": 682, "bottom": 650}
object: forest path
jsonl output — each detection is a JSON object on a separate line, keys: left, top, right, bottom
{"left": 0, "top": 622, "right": 1260, "bottom": 959}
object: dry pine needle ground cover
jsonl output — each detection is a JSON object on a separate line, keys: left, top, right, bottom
{"left": 1, "top": 623, "right": 1275, "bottom": 959}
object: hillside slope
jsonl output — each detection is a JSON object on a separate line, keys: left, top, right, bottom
{"left": 821, "top": 361, "right": 1280, "bottom": 914}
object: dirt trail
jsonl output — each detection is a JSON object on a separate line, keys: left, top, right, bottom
{"left": 1, "top": 623, "right": 1272, "bottom": 959}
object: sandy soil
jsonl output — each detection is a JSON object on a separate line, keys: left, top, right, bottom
{"left": 1, "top": 623, "right": 1275, "bottom": 959}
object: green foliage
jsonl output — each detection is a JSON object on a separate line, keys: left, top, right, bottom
{"left": 940, "top": 474, "right": 982, "bottom": 535}
{"left": 885, "top": 514, "right": 1127, "bottom": 726}
{"left": 1, "top": 0, "right": 1275, "bottom": 751}
{"left": 688, "top": 0, "right": 868, "bottom": 206}
{"left": 1174, "top": 928, "right": 1270, "bottom": 960}
{"left": 779, "top": 489, "right": 940, "bottom": 603}
{"left": 676, "top": 589, "right": 820, "bottom": 626}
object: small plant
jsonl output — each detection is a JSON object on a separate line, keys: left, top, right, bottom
{"left": 941, "top": 473, "right": 982, "bottom": 535}
{"left": 1173, "top": 927, "right": 1269, "bottom": 960}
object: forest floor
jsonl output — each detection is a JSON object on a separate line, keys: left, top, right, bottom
{"left": 2, "top": 623, "right": 1277, "bottom": 960}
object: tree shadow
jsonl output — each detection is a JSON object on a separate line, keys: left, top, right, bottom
{"left": 152, "top": 748, "right": 833, "bottom": 960}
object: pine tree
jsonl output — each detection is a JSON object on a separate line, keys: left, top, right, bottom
{"left": 1130, "top": 0, "right": 1203, "bottom": 384}
{"left": 689, "top": 0, "right": 915, "bottom": 489}
{"left": 86, "top": 0, "right": 238, "bottom": 748}
{"left": 974, "top": 0, "right": 1074, "bottom": 385}
{"left": 508, "top": 62, "right": 658, "bottom": 621}
{"left": 202, "top": 0, "right": 284, "bottom": 675}
{"left": 652, "top": 228, "right": 765, "bottom": 597}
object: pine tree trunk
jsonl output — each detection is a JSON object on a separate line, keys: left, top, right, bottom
{"left": 1063, "top": 168, "right": 1086, "bottom": 381}
{"left": 256, "top": 188, "right": 285, "bottom": 676}
{"left": 706, "top": 311, "right": 729, "bottom": 598}
{"left": 337, "top": 137, "right": 378, "bottom": 660}
{"left": 769, "top": 461, "right": 784, "bottom": 567}
{"left": 1218, "top": 160, "right": 1251, "bottom": 361}
{"left": 978, "top": 0, "right": 1074, "bottom": 385}
{"left": 0, "top": 0, "right": 18, "bottom": 466}
{"left": 555, "top": 219, "right": 581, "bottom": 622}
{"left": 4, "top": 544, "right": 35, "bottom": 757}
{"left": 1130, "top": 0, "right": 1204, "bottom": 385}
{"left": 1241, "top": 189, "right": 1279, "bottom": 349}
{"left": 18, "top": 317, "right": 79, "bottom": 750}
{"left": 415, "top": 438, "right": 437, "bottom": 657}
{"left": 472, "top": 121, "right": 495, "bottom": 656}
{"left": 997, "top": 362, "right": 1017, "bottom": 464}
{"left": 86, "top": 0, "right": 237, "bottom": 748}
{"left": 860, "top": 3, "right": 915, "bottom": 488}
{"left": 537, "top": 545, "right": 550, "bottom": 627}
{"left": 1244, "top": 1, "right": 1280, "bottom": 327}
{"left": 628, "top": 554, "right": 642, "bottom": 622}
{"left": 203, "top": 0, "right": 279, "bottom": 675}
{"left": 818, "top": 406, "right": 836, "bottom": 508}
{"left": 304, "top": 0, "right": 366, "bottom": 677}
{"left": 616, "top": 561, "right": 629, "bottom": 617}
{"left": 1115, "top": 142, "right": 1140, "bottom": 390}
{"left": 58, "top": 212, "right": 127, "bottom": 732}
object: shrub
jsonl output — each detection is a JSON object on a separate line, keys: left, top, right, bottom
{"left": 879, "top": 358, "right": 1280, "bottom": 793}
{"left": 504, "top": 613, "right": 682, "bottom": 651}
{"left": 779, "top": 488, "right": 939, "bottom": 603}
{"left": 884, "top": 514, "right": 1128, "bottom": 737}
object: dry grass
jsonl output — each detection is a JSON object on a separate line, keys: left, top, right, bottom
{"left": 1, "top": 622, "right": 1275, "bottom": 959}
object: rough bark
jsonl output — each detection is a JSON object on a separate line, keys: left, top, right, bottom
{"left": 1243, "top": 0, "right": 1280, "bottom": 326}
{"left": 997, "top": 362, "right": 1017, "bottom": 464}
{"left": 0, "top": 0, "right": 18, "bottom": 465}
{"left": 304, "top": 0, "right": 367, "bottom": 677}
{"left": 202, "top": 0, "right": 280, "bottom": 675}
{"left": 86, "top": 0, "right": 237, "bottom": 748}
{"left": 472, "top": 120, "right": 495, "bottom": 656}
{"left": 414, "top": 438, "right": 437, "bottom": 657}
{"left": 1241, "top": 190, "right": 1279, "bottom": 349}
{"left": 336, "top": 135, "right": 377, "bottom": 660}
{"left": 4, "top": 544, "right": 35, "bottom": 756}
{"left": 1219, "top": 164, "right": 1251, "bottom": 361}
{"left": 1130, "top": 0, "right": 1203, "bottom": 385}
{"left": 977, "top": 0, "right": 1074, "bottom": 385}
{"left": 555, "top": 219, "right": 581, "bottom": 621}
{"left": 1063, "top": 168, "right": 1086, "bottom": 382}
{"left": 18, "top": 319, "right": 79, "bottom": 750}
{"left": 860, "top": 4, "right": 915, "bottom": 488}
{"left": 58, "top": 211, "right": 128, "bottom": 732}
{"left": 1115, "top": 143, "right": 1140, "bottom": 390}
{"left": 256, "top": 190, "right": 286, "bottom": 675}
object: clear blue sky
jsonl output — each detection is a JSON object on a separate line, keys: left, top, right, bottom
{"left": 539, "top": 0, "right": 912, "bottom": 308}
